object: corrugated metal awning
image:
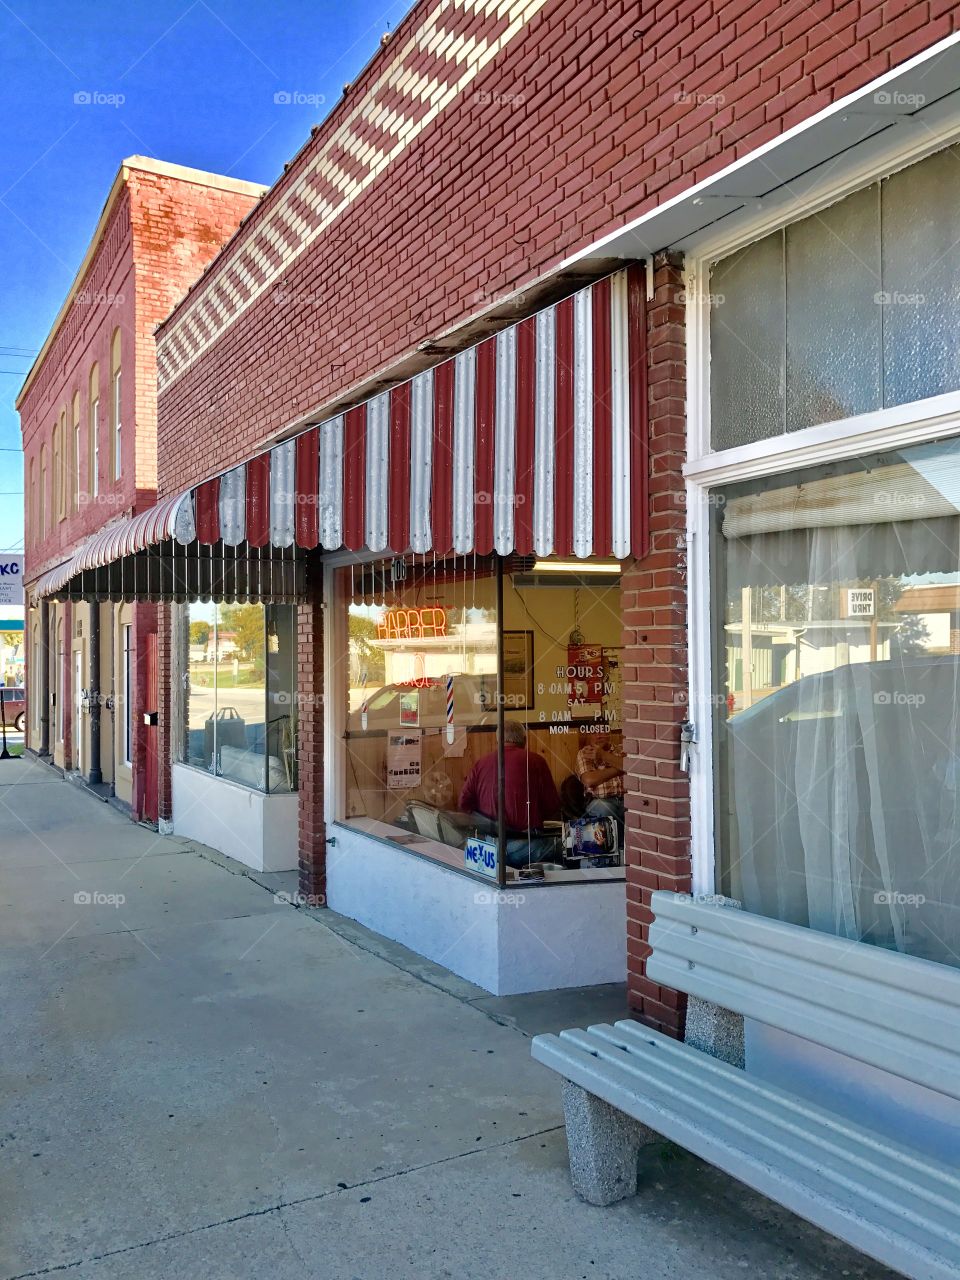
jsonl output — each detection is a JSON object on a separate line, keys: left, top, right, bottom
{"left": 32, "top": 494, "right": 189, "bottom": 599}
{"left": 31, "top": 492, "right": 302, "bottom": 603}
{"left": 33, "top": 265, "right": 647, "bottom": 603}
{"left": 175, "top": 265, "right": 648, "bottom": 562}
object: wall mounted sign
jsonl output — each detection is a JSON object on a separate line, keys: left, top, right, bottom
{"left": 0, "top": 555, "right": 23, "bottom": 607}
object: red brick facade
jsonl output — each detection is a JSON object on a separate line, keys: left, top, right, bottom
{"left": 155, "top": 0, "right": 957, "bottom": 495}
{"left": 143, "top": 0, "right": 956, "bottom": 1012}
{"left": 19, "top": 159, "right": 261, "bottom": 814}
{"left": 622, "top": 253, "right": 690, "bottom": 1037}
{"left": 297, "top": 556, "right": 326, "bottom": 902}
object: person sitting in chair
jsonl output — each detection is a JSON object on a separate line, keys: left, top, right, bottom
{"left": 459, "top": 721, "right": 561, "bottom": 868}
{"left": 575, "top": 729, "right": 625, "bottom": 842}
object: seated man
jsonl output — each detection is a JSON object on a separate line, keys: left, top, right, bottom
{"left": 575, "top": 730, "right": 625, "bottom": 843}
{"left": 459, "top": 721, "right": 561, "bottom": 868}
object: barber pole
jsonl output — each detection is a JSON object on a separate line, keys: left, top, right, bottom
{"left": 360, "top": 669, "right": 369, "bottom": 732}
{"left": 445, "top": 673, "right": 455, "bottom": 745}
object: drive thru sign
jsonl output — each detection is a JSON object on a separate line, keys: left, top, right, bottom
{"left": 847, "top": 588, "right": 875, "bottom": 618}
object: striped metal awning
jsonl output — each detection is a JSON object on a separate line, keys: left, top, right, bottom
{"left": 32, "top": 493, "right": 189, "bottom": 599}
{"left": 32, "top": 264, "right": 647, "bottom": 603}
{"left": 31, "top": 493, "right": 302, "bottom": 604}
{"left": 176, "top": 264, "right": 648, "bottom": 561}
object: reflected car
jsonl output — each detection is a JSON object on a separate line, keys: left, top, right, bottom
{"left": 347, "top": 674, "right": 497, "bottom": 732}
{"left": 0, "top": 686, "right": 25, "bottom": 732}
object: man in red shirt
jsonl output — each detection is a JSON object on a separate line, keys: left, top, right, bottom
{"left": 459, "top": 721, "right": 561, "bottom": 867}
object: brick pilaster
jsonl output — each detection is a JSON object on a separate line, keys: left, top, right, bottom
{"left": 622, "top": 251, "right": 691, "bottom": 1039}
{"left": 156, "top": 604, "right": 173, "bottom": 823}
{"left": 298, "top": 553, "right": 326, "bottom": 903}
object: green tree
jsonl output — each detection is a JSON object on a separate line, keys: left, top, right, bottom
{"left": 189, "top": 621, "right": 210, "bottom": 647}
{"left": 219, "top": 605, "right": 265, "bottom": 661}
{"left": 349, "top": 614, "right": 385, "bottom": 682}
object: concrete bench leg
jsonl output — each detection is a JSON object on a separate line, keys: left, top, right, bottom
{"left": 561, "top": 1079, "right": 658, "bottom": 1205}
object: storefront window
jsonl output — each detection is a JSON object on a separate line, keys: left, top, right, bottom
{"left": 181, "top": 602, "right": 296, "bottom": 793}
{"left": 713, "top": 436, "right": 960, "bottom": 967}
{"left": 337, "top": 555, "right": 624, "bottom": 883}
{"left": 710, "top": 143, "right": 960, "bottom": 448}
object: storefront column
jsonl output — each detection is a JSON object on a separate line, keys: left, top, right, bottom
{"left": 621, "top": 250, "right": 691, "bottom": 1038}
{"left": 87, "top": 603, "right": 103, "bottom": 786}
{"left": 297, "top": 553, "right": 326, "bottom": 903}
{"left": 62, "top": 601, "right": 73, "bottom": 769}
{"left": 156, "top": 604, "right": 174, "bottom": 826}
{"left": 37, "top": 600, "right": 51, "bottom": 756}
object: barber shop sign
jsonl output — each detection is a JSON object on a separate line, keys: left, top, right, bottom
{"left": 0, "top": 555, "right": 23, "bottom": 606}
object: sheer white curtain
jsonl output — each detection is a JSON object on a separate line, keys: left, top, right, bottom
{"left": 723, "top": 468, "right": 960, "bottom": 969}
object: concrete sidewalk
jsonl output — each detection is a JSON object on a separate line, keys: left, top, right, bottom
{"left": 0, "top": 757, "right": 896, "bottom": 1280}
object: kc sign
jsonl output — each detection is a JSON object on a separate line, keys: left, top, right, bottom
{"left": 0, "top": 555, "right": 23, "bottom": 606}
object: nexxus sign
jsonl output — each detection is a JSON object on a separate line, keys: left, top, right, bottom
{"left": 0, "top": 555, "right": 23, "bottom": 606}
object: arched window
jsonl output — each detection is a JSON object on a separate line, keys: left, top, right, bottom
{"left": 89, "top": 364, "right": 100, "bottom": 499}
{"left": 28, "top": 458, "right": 35, "bottom": 544}
{"left": 72, "top": 391, "right": 81, "bottom": 511}
{"left": 39, "top": 444, "right": 48, "bottom": 536}
{"left": 110, "top": 329, "right": 122, "bottom": 482}
{"left": 52, "top": 417, "right": 62, "bottom": 523}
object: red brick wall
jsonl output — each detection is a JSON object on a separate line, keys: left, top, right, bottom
{"left": 622, "top": 253, "right": 690, "bottom": 1037}
{"left": 20, "top": 167, "right": 260, "bottom": 587}
{"left": 127, "top": 170, "right": 262, "bottom": 495}
{"left": 297, "top": 555, "right": 326, "bottom": 902}
{"left": 20, "top": 192, "right": 136, "bottom": 581}
{"left": 155, "top": 0, "right": 956, "bottom": 494}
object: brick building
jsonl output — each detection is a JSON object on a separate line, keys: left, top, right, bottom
{"left": 18, "top": 157, "right": 263, "bottom": 818}
{"left": 29, "top": 0, "right": 960, "bottom": 1168}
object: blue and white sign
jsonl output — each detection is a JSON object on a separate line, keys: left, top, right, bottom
{"left": 0, "top": 555, "right": 23, "bottom": 607}
{"left": 464, "top": 836, "right": 498, "bottom": 880}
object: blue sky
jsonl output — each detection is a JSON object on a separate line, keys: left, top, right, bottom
{"left": 0, "top": 0, "right": 413, "bottom": 553}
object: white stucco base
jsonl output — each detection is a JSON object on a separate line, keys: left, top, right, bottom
{"left": 326, "top": 822, "right": 626, "bottom": 995}
{"left": 171, "top": 763, "right": 298, "bottom": 873}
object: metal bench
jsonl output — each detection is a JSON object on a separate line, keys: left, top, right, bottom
{"left": 532, "top": 891, "right": 960, "bottom": 1280}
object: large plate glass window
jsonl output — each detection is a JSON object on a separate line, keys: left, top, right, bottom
{"left": 336, "top": 555, "right": 624, "bottom": 883}
{"left": 181, "top": 602, "right": 296, "bottom": 793}
{"left": 712, "top": 436, "right": 960, "bottom": 968}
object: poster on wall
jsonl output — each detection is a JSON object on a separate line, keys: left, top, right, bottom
{"left": 386, "top": 729, "right": 422, "bottom": 789}
{"left": 399, "top": 690, "right": 420, "bottom": 727}
{"left": 502, "top": 630, "right": 534, "bottom": 709}
{"left": 566, "top": 645, "right": 605, "bottom": 706}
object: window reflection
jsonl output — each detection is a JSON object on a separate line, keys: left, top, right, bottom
{"left": 182, "top": 602, "right": 295, "bottom": 793}
{"left": 339, "top": 556, "right": 624, "bottom": 882}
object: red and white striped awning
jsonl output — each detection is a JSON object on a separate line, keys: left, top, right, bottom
{"left": 176, "top": 265, "right": 648, "bottom": 561}
{"left": 32, "top": 493, "right": 190, "bottom": 600}
{"left": 32, "top": 265, "right": 647, "bottom": 602}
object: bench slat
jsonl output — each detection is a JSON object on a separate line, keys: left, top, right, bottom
{"left": 533, "top": 1024, "right": 960, "bottom": 1280}
{"left": 647, "top": 893, "right": 960, "bottom": 1101}
{"left": 580, "top": 1022, "right": 960, "bottom": 1220}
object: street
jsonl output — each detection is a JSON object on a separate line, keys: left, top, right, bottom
{"left": 0, "top": 756, "right": 896, "bottom": 1280}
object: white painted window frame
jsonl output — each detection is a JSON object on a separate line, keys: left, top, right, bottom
{"left": 323, "top": 549, "right": 381, "bottom": 832}
{"left": 114, "top": 369, "right": 122, "bottom": 482}
{"left": 682, "top": 127, "right": 960, "bottom": 897}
